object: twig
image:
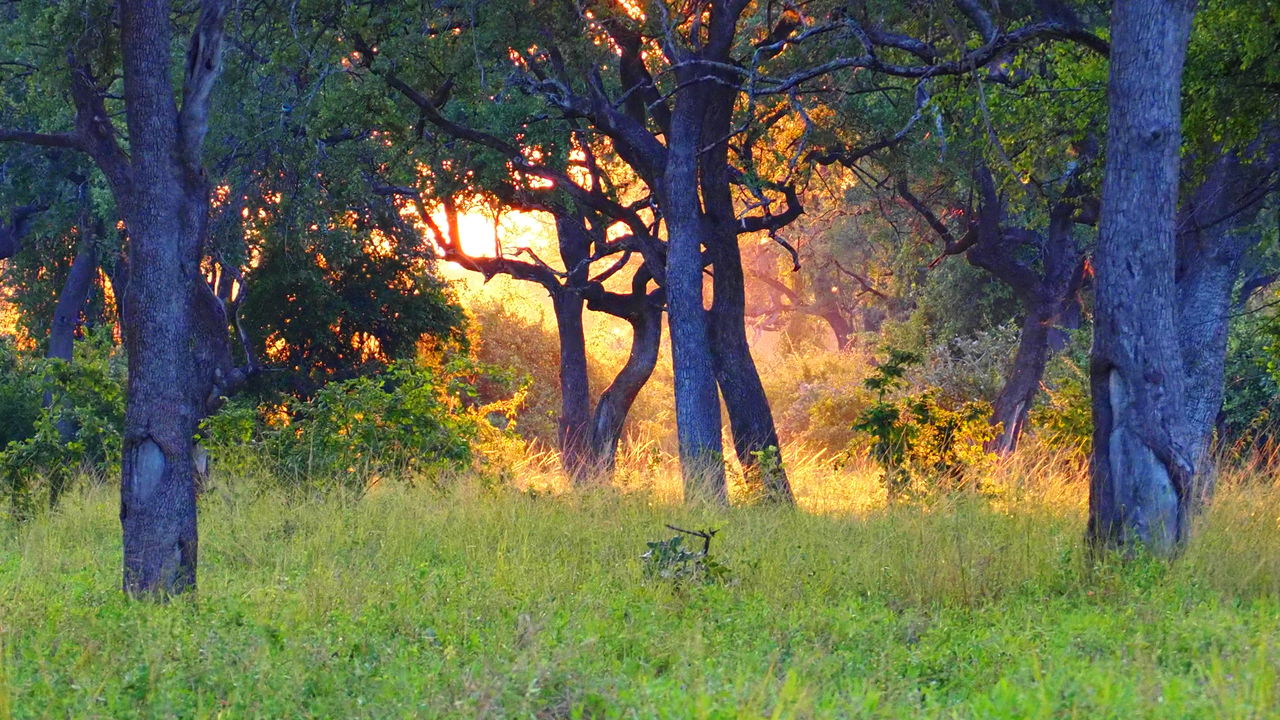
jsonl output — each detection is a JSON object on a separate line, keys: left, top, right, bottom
{"left": 665, "top": 524, "right": 718, "bottom": 555}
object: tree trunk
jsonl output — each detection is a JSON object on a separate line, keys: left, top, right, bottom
{"left": 552, "top": 288, "right": 594, "bottom": 485}
{"left": 1087, "top": 0, "right": 1197, "bottom": 556}
{"left": 116, "top": 0, "right": 229, "bottom": 596}
{"left": 47, "top": 224, "right": 98, "bottom": 364}
{"left": 663, "top": 90, "right": 727, "bottom": 502}
{"left": 1174, "top": 135, "right": 1280, "bottom": 503}
{"left": 589, "top": 295, "right": 662, "bottom": 473}
{"left": 707, "top": 228, "right": 794, "bottom": 502}
{"left": 988, "top": 307, "right": 1054, "bottom": 454}
{"left": 45, "top": 218, "right": 102, "bottom": 509}
{"left": 820, "top": 306, "right": 855, "bottom": 351}
{"left": 982, "top": 200, "right": 1086, "bottom": 454}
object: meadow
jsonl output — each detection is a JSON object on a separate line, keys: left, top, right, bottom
{"left": 3, "top": 447, "right": 1280, "bottom": 719}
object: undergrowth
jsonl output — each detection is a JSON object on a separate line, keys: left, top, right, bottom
{"left": 1, "top": 446, "right": 1279, "bottom": 718}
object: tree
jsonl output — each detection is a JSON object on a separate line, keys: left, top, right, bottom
{"left": 1088, "top": 0, "right": 1280, "bottom": 554}
{"left": 899, "top": 160, "right": 1095, "bottom": 453}
{"left": 1087, "top": 0, "right": 1199, "bottom": 555}
{"left": 331, "top": 12, "right": 668, "bottom": 483}
{"left": 497, "top": 0, "right": 1088, "bottom": 500}
{"left": 0, "top": 0, "right": 238, "bottom": 595}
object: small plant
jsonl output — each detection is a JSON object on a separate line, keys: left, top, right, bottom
{"left": 641, "top": 525, "right": 729, "bottom": 586}
{"left": 853, "top": 348, "right": 996, "bottom": 499}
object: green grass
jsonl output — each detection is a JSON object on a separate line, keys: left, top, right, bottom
{"left": 3, "top": 463, "right": 1280, "bottom": 718}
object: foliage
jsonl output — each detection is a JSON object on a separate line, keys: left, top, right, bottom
{"left": 204, "top": 359, "right": 516, "bottom": 494}
{"left": 640, "top": 530, "right": 730, "bottom": 587}
{"left": 920, "top": 322, "right": 1022, "bottom": 406}
{"left": 465, "top": 302, "right": 567, "bottom": 445}
{"left": 237, "top": 216, "right": 468, "bottom": 399}
{"left": 853, "top": 349, "right": 996, "bottom": 499}
{"left": 758, "top": 343, "right": 876, "bottom": 450}
{"left": 904, "top": 262, "right": 1021, "bottom": 353}
{"left": 0, "top": 327, "right": 124, "bottom": 519}
{"left": 0, "top": 336, "right": 39, "bottom": 450}
{"left": 1028, "top": 330, "right": 1095, "bottom": 454}
{"left": 1031, "top": 362, "right": 1093, "bottom": 455}
{"left": 1218, "top": 307, "right": 1280, "bottom": 458}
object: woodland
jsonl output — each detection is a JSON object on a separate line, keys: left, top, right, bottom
{"left": 0, "top": 0, "right": 1279, "bottom": 716}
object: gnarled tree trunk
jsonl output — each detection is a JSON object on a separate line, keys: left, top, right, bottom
{"left": 587, "top": 287, "right": 663, "bottom": 474}
{"left": 1087, "top": 0, "right": 1197, "bottom": 555}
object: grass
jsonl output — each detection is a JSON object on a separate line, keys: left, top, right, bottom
{"left": 3, "top": 446, "right": 1280, "bottom": 718}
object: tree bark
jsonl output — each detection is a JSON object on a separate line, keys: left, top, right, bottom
{"left": 588, "top": 292, "right": 662, "bottom": 474}
{"left": 43, "top": 217, "right": 100, "bottom": 484}
{"left": 115, "top": 0, "right": 230, "bottom": 596}
{"left": 47, "top": 223, "right": 98, "bottom": 364}
{"left": 988, "top": 308, "right": 1053, "bottom": 454}
{"left": 1174, "top": 135, "right": 1280, "bottom": 502}
{"left": 698, "top": 60, "right": 791, "bottom": 503}
{"left": 1087, "top": 0, "right": 1197, "bottom": 556}
{"left": 707, "top": 229, "right": 794, "bottom": 502}
{"left": 552, "top": 288, "right": 593, "bottom": 484}
{"left": 663, "top": 90, "right": 727, "bottom": 501}
{"left": 980, "top": 200, "right": 1086, "bottom": 454}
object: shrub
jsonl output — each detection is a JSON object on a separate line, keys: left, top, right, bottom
{"left": 919, "top": 322, "right": 1021, "bottom": 405}
{"left": 852, "top": 348, "right": 996, "bottom": 499}
{"left": 758, "top": 343, "right": 876, "bottom": 450}
{"left": 0, "top": 336, "right": 40, "bottom": 449}
{"left": 1, "top": 328, "right": 125, "bottom": 517}
{"left": 204, "top": 357, "right": 520, "bottom": 493}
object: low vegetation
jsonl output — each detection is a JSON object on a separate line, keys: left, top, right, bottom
{"left": 3, "top": 448, "right": 1280, "bottom": 718}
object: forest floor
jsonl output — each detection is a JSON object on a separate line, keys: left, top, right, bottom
{"left": 2, "top": 449, "right": 1280, "bottom": 718}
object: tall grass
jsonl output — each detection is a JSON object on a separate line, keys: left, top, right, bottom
{"left": 2, "top": 442, "right": 1279, "bottom": 717}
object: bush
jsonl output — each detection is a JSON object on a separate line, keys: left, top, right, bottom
{"left": 204, "top": 358, "right": 521, "bottom": 493}
{"left": 1, "top": 328, "right": 125, "bottom": 518}
{"left": 1221, "top": 310, "right": 1280, "bottom": 458}
{"left": 919, "top": 322, "right": 1021, "bottom": 405}
{"left": 466, "top": 302, "right": 564, "bottom": 444}
{"left": 0, "top": 336, "right": 40, "bottom": 449}
{"left": 758, "top": 343, "right": 876, "bottom": 450}
{"left": 852, "top": 349, "right": 996, "bottom": 499}
{"left": 1029, "top": 346, "right": 1093, "bottom": 454}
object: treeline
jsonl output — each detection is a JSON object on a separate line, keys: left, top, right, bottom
{"left": 0, "top": 0, "right": 1277, "bottom": 595}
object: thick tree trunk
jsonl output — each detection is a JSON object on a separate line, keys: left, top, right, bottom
{"left": 1174, "top": 135, "right": 1280, "bottom": 503}
{"left": 663, "top": 92, "right": 727, "bottom": 502}
{"left": 116, "top": 0, "right": 229, "bottom": 596}
{"left": 589, "top": 297, "right": 662, "bottom": 473}
{"left": 707, "top": 228, "right": 794, "bottom": 502}
{"left": 696, "top": 66, "right": 791, "bottom": 503}
{"left": 1087, "top": 0, "right": 1197, "bottom": 556}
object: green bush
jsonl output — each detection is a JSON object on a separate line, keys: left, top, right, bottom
{"left": 1222, "top": 310, "right": 1280, "bottom": 457}
{"left": 1, "top": 327, "right": 125, "bottom": 518}
{"left": 1030, "top": 348, "right": 1094, "bottom": 454}
{"left": 852, "top": 349, "right": 996, "bottom": 499}
{"left": 0, "top": 336, "right": 40, "bottom": 449}
{"left": 204, "top": 358, "right": 520, "bottom": 493}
